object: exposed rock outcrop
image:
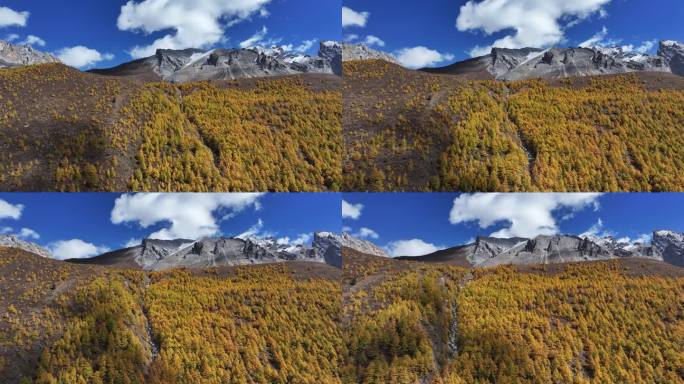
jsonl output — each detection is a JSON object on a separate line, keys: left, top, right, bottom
{"left": 422, "top": 40, "right": 683, "bottom": 80}
{"left": 0, "top": 40, "right": 60, "bottom": 68}
{"left": 341, "top": 43, "right": 401, "bottom": 65}
{"left": 0, "top": 235, "right": 52, "bottom": 258}
{"left": 397, "top": 230, "right": 684, "bottom": 268}
{"left": 92, "top": 41, "right": 342, "bottom": 82}
{"left": 70, "top": 232, "right": 341, "bottom": 271}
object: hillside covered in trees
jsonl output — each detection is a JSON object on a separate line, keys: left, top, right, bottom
{"left": 342, "top": 247, "right": 684, "bottom": 384}
{"left": 343, "top": 60, "right": 684, "bottom": 192}
{"left": 0, "top": 247, "right": 343, "bottom": 383}
{"left": 0, "top": 63, "right": 341, "bottom": 192}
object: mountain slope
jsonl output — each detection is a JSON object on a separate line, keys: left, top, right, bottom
{"left": 91, "top": 42, "right": 341, "bottom": 82}
{"left": 396, "top": 230, "right": 683, "bottom": 268}
{"left": 422, "top": 40, "right": 683, "bottom": 80}
{"left": 341, "top": 43, "right": 400, "bottom": 65}
{"left": 0, "top": 235, "right": 51, "bottom": 258}
{"left": 0, "top": 40, "right": 59, "bottom": 68}
{"left": 342, "top": 247, "right": 684, "bottom": 384}
{"left": 1, "top": 63, "right": 341, "bottom": 191}
{"left": 343, "top": 59, "right": 684, "bottom": 191}
{"left": 0, "top": 246, "right": 342, "bottom": 383}
{"left": 69, "top": 233, "right": 340, "bottom": 271}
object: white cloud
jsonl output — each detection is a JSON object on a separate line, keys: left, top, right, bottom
{"left": 355, "top": 227, "right": 379, "bottom": 239}
{"left": 364, "top": 35, "right": 385, "bottom": 47}
{"left": 237, "top": 219, "right": 264, "bottom": 239}
{"left": 111, "top": 193, "right": 264, "bottom": 240}
{"left": 450, "top": 193, "right": 602, "bottom": 238}
{"left": 395, "top": 46, "right": 455, "bottom": 69}
{"left": 457, "top": 0, "right": 612, "bottom": 57}
{"left": 56, "top": 46, "right": 114, "bottom": 68}
{"left": 48, "top": 239, "right": 110, "bottom": 260}
{"left": 17, "top": 228, "right": 40, "bottom": 240}
{"left": 344, "top": 34, "right": 359, "bottom": 42}
{"left": 581, "top": 219, "right": 652, "bottom": 246}
{"left": 117, "top": 0, "right": 272, "bottom": 58}
{"left": 19, "top": 35, "right": 45, "bottom": 47}
{"left": 579, "top": 26, "right": 608, "bottom": 47}
{"left": 385, "top": 239, "right": 443, "bottom": 257}
{"left": 617, "top": 233, "right": 651, "bottom": 245}
{"left": 124, "top": 238, "right": 142, "bottom": 248}
{"left": 342, "top": 200, "right": 363, "bottom": 220}
{"left": 277, "top": 233, "right": 311, "bottom": 246}
{"left": 622, "top": 40, "right": 657, "bottom": 54}
{"left": 342, "top": 6, "right": 369, "bottom": 28}
{"left": 240, "top": 26, "right": 266, "bottom": 47}
{"left": 579, "top": 218, "right": 614, "bottom": 238}
{"left": 293, "top": 38, "right": 315, "bottom": 53}
{"left": 342, "top": 226, "right": 352, "bottom": 233}
{"left": 0, "top": 199, "right": 23, "bottom": 220}
{"left": 5, "top": 33, "right": 19, "bottom": 42}
{"left": 0, "top": 6, "right": 29, "bottom": 28}
{"left": 282, "top": 38, "right": 316, "bottom": 53}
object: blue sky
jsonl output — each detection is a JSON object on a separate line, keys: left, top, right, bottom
{"left": 0, "top": 193, "right": 341, "bottom": 260}
{"left": 342, "top": 193, "right": 684, "bottom": 257}
{"left": 0, "top": 0, "right": 339, "bottom": 68}
{"left": 342, "top": 0, "right": 684, "bottom": 68}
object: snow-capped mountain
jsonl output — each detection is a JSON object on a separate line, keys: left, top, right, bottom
{"left": 417, "top": 40, "right": 684, "bottom": 80}
{"left": 91, "top": 41, "right": 342, "bottom": 82}
{"left": 392, "top": 230, "right": 684, "bottom": 268}
{"left": 67, "top": 232, "right": 341, "bottom": 271}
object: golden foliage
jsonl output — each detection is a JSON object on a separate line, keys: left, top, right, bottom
{"left": 343, "top": 256, "right": 684, "bottom": 384}
{"left": 344, "top": 60, "right": 684, "bottom": 191}
{"left": 0, "top": 64, "right": 341, "bottom": 191}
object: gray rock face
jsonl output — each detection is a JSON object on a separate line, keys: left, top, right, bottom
{"left": 425, "top": 40, "right": 681, "bottom": 80}
{"left": 652, "top": 230, "right": 684, "bottom": 267}
{"left": 112, "top": 232, "right": 339, "bottom": 271}
{"left": 0, "top": 40, "right": 60, "bottom": 68}
{"left": 320, "top": 41, "right": 342, "bottom": 76}
{"left": 100, "top": 41, "right": 342, "bottom": 83}
{"left": 470, "top": 236, "right": 529, "bottom": 264}
{"left": 659, "top": 40, "right": 684, "bottom": 76}
{"left": 341, "top": 43, "right": 401, "bottom": 65}
{"left": 313, "top": 232, "right": 343, "bottom": 268}
{"left": 399, "top": 230, "right": 684, "bottom": 268}
{"left": 477, "top": 235, "right": 616, "bottom": 267}
{"left": 498, "top": 46, "right": 670, "bottom": 81}
{"left": 314, "top": 232, "right": 389, "bottom": 262}
{"left": 0, "top": 235, "right": 52, "bottom": 258}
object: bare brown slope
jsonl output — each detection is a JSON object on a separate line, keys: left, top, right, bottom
{"left": 0, "top": 247, "right": 104, "bottom": 383}
{"left": 0, "top": 63, "right": 142, "bottom": 191}
{"left": 420, "top": 56, "right": 494, "bottom": 80}
{"left": 1, "top": 64, "right": 342, "bottom": 192}
{"left": 395, "top": 244, "right": 474, "bottom": 267}
{"left": 88, "top": 58, "right": 161, "bottom": 82}
{"left": 67, "top": 246, "right": 141, "bottom": 269}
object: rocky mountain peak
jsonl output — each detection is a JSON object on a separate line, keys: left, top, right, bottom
{"left": 0, "top": 40, "right": 60, "bottom": 68}
{"left": 396, "top": 230, "right": 684, "bottom": 268}
{"left": 87, "top": 232, "right": 340, "bottom": 271}
{"left": 425, "top": 39, "right": 682, "bottom": 80}
{"left": 658, "top": 40, "right": 684, "bottom": 75}
{"left": 0, "top": 235, "right": 52, "bottom": 258}
{"left": 341, "top": 43, "right": 401, "bottom": 65}
{"left": 94, "top": 41, "right": 341, "bottom": 82}
{"left": 319, "top": 41, "right": 342, "bottom": 75}
{"left": 652, "top": 230, "right": 684, "bottom": 266}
